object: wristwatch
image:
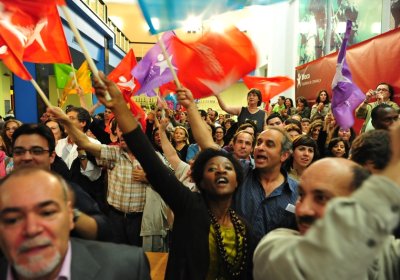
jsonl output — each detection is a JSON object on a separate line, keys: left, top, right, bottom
{"left": 78, "top": 154, "right": 87, "bottom": 160}
{"left": 73, "top": 208, "right": 82, "bottom": 222}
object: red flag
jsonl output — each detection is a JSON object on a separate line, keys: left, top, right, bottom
{"left": 0, "top": 36, "right": 32, "bottom": 80}
{"left": 108, "top": 49, "right": 146, "bottom": 131}
{"left": 0, "top": 15, "right": 32, "bottom": 80}
{"left": 108, "top": 49, "right": 140, "bottom": 97}
{"left": 171, "top": 26, "right": 257, "bottom": 99}
{"left": 243, "top": 76, "right": 294, "bottom": 107}
{"left": 159, "top": 81, "right": 177, "bottom": 96}
{"left": 0, "top": 1, "right": 71, "bottom": 65}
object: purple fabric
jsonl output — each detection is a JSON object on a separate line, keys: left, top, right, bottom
{"left": 132, "top": 31, "right": 176, "bottom": 96}
{"left": 331, "top": 20, "right": 365, "bottom": 129}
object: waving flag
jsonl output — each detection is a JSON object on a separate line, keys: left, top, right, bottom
{"left": 0, "top": 26, "right": 32, "bottom": 80}
{"left": 109, "top": 49, "right": 146, "bottom": 131}
{"left": 0, "top": 1, "right": 71, "bottom": 79}
{"left": 172, "top": 26, "right": 257, "bottom": 99}
{"left": 138, "top": 0, "right": 289, "bottom": 34}
{"left": 132, "top": 32, "right": 175, "bottom": 96}
{"left": 63, "top": 61, "right": 92, "bottom": 94}
{"left": 331, "top": 20, "right": 365, "bottom": 129}
{"left": 108, "top": 49, "right": 139, "bottom": 97}
{"left": 54, "top": 63, "right": 74, "bottom": 88}
{"left": 243, "top": 76, "right": 294, "bottom": 106}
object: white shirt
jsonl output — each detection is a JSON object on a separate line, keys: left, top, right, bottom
{"left": 55, "top": 136, "right": 102, "bottom": 181}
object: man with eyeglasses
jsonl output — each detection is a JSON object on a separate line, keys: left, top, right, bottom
{"left": 356, "top": 82, "right": 400, "bottom": 133}
{"left": 11, "top": 124, "right": 112, "bottom": 242}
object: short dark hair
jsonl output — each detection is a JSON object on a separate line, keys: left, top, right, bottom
{"left": 350, "top": 129, "right": 391, "bottom": 170}
{"left": 371, "top": 103, "right": 394, "bottom": 121}
{"left": 266, "top": 112, "right": 283, "bottom": 124}
{"left": 12, "top": 124, "right": 56, "bottom": 153}
{"left": 67, "top": 107, "right": 91, "bottom": 132}
{"left": 191, "top": 148, "right": 243, "bottom": 191}
{"left": 350, "top": 166, "right": 371, "bottom": 191}
{"left": 247, "top": 88, "right": 262, "bottom": 106}
{"left": 199, "top": 110, "right": 207, "bottom": 120}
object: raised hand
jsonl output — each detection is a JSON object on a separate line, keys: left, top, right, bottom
{"left": 176, "top": 87, "right": 196, "bottom": 110}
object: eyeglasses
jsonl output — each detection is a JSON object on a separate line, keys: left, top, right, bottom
{"left": 376, "top": 88, "right": 389, "bottom": 92}
{"left": 13, "top": 147, "right": 50, "bottom": 156}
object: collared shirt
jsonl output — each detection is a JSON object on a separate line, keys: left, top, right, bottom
{"left": 233, "top": 161, "right": 298, "bottom": 243}
{"left": 55, "top": 137, "right": 102, "bottom": 181}
{"left": 7, "top": 242, "right": 72, "bottom": 280}
{"left": 96, "top": 145, "right": 146, "bottom": 213}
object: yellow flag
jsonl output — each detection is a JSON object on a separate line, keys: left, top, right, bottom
{"left": 63, "top": 61, "right": 92, "bottom": 95}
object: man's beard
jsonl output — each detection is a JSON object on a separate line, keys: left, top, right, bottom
{"left": 13, "top": 238, "right": 62, "bottom": 279}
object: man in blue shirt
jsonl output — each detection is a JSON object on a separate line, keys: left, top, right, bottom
{"left": 234, "top": 127, "right": 298, "bottom": 242}
{"left": 177, "top": 88, "right": 298, "bottom": 243}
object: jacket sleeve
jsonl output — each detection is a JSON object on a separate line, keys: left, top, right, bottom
{"left": 355, "top": 102, "right": 370, "bottom": 119}
{"left": 253, "top": 175, "right": 400, "bottom": 280}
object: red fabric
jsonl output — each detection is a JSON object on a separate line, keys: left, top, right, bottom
{"left": 0, "top": 29, "right": 32, "bottom": 80}
{"left": 107, "top": 49, "right": 146, "bottom": 131}
{"left": 170, "top": 26, "right": 257, "bottom": 99}
{"left": 108, "top": 49, "right": 140, "bottom": 97}
{"left": 159, "top": 81, "right": 177, "bottom": 96}
{"left": 0, "top": 1, "right": 71, "bottom": 79}
{"left": 243, "top": 76, "right": 294, "bottom": 107}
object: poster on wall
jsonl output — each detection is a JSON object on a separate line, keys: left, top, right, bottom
{"left": 298, "top": 0, "right": 382, "bottom": 65}
{"left": 295, "top": 27, "right": 400, "bottom": 133}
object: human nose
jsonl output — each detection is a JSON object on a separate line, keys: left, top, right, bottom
{"left": 24, "top": 213, "right": 43, "bottom": 237}
{"left": 296, "top": 198, "right": 315, "bottom": 217}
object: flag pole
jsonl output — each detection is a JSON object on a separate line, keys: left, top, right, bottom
{"left": 156, "top": 34, "right": 181, "bottom": 88}
{"left": 60, "top": 6, "right": 111, "bottom": 100}
{"left": 30, "top": 79, "right": 52, "bottom": 107}
{"left": 70, "top": 62, "right": 79, "bottom": 89}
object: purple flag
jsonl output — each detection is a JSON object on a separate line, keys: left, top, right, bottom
{"left": 132, "top": 31, "right": 176, "bottom": 96}
{"left": 331, "top": 20, "right": 365, "bottom": 129}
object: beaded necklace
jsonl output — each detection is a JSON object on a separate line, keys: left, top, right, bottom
{"left": 208, "top": 208, "right": 248, "bottom": 279}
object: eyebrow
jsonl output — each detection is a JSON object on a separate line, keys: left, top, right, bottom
{"left": 0, "top": 200, "right": 60, "bottom": 215}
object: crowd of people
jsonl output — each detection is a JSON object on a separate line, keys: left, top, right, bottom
{"left": 0, "top": 76, "right": 399, "bottom": 279}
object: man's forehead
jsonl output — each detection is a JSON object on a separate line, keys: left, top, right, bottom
{"left": 258, "top": 129, "right": 282, "bottom": 141}
{"left": 14, "top": 133, "right": 47, "bottom": 146}
{"left": 0, "top": 174, "right": 64, "bottom": 206}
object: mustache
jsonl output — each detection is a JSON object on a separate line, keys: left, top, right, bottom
{"left": 297, "top": 215, "right": 316, "bottom": 226}
{"left": 18, "top": 238, "right": 52, "bottom": 254}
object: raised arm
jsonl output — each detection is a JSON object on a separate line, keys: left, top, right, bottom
{"left": 159, "top": 117, "right": 181, "bottom": 170}
{"left": 93, "top": 72, "right": 194, "bottom": 213}
{"left": 214, "top": 93, "right": 242, "bottom": 116}
{"left": 177, "top": 88, "right": 219, "bottom": 150}
{"left": 47, "top": 106, "right": 101, "bottom": 158}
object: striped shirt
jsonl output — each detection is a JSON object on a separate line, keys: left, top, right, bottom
{"left": 97, "top": 145, "right": 146, "bottom": 213}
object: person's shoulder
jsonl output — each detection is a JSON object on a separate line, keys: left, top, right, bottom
{"left": 71, "top": 238, "right": 150, "bottom": 279}
{"left": 72, "top": 238, "right": 146, "bottom": 262}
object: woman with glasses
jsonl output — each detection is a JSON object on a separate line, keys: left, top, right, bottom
{"left": 355, "top": 82, "right": 400, "bottom": 133}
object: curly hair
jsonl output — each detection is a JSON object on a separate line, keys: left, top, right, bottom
{"left": 191, "top": 148, "right": 243, "bottom": 191}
